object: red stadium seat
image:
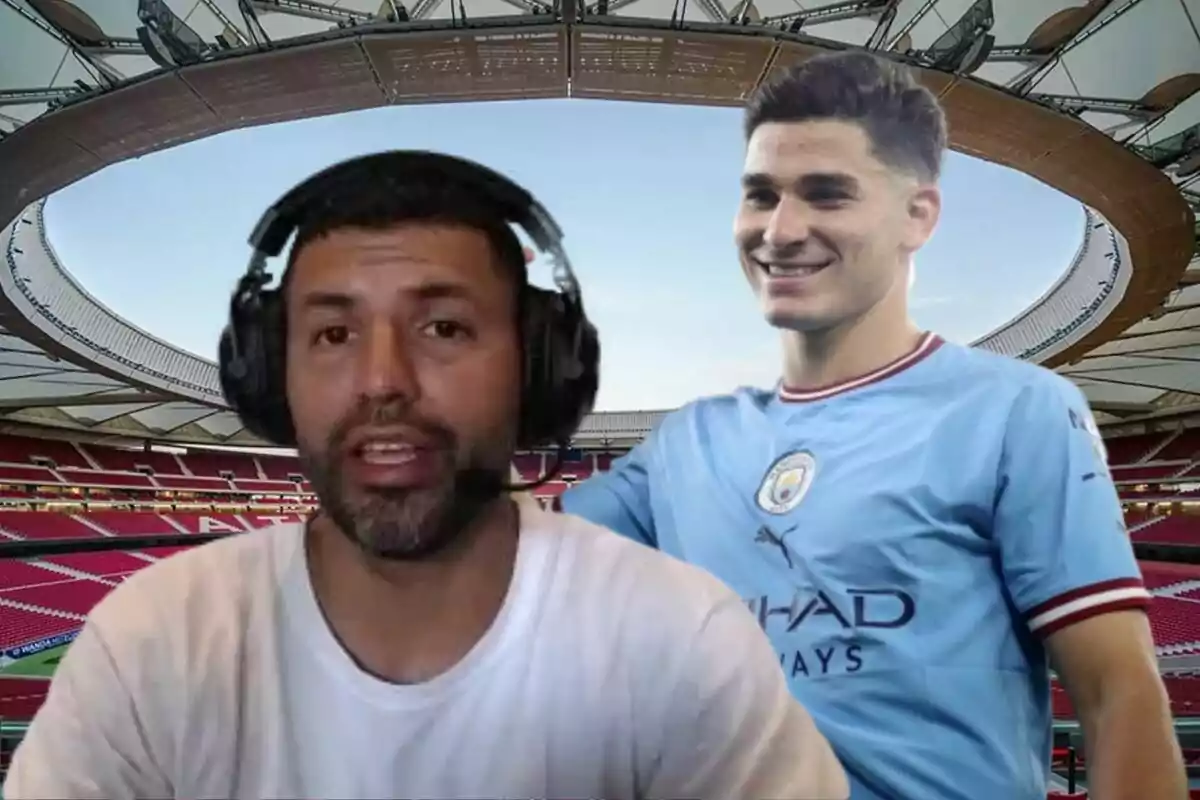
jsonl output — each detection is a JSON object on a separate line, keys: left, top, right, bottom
{"left": 0, "top": 421, "right": 1195, "bottom": 745}
{"left": 0, "top": 677, "right": 50, "bottom": 722}
{"left": 82, "top": 444, "right": 183, "bottom": 475}
{"left": 1132, "top": 514, "right": 1200, "bottom": 546}
{"left": 1104, "top": 431, "right": 1169, "bottom": 466}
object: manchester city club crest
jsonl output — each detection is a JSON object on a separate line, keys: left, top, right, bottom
{"left": 756, "top": 450, "right": 817, "bottom": 515}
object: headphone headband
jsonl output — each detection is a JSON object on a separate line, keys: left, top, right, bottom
{"left": 246, "top": 151, "right": 580, "bottom": 302}
{"left": 218, "top": 149, "right": 599, "bottom": 460}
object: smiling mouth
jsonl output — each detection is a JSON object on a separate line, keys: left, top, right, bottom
{"left": 752, "top": 256, "right": 835, "bottom": 277}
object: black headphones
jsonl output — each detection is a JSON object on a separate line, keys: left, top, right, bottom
{"left": 217, "top": 150, "right": 600, "bottom": 455}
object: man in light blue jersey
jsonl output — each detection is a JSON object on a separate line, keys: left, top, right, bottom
{"left": 563, "top": 51, "right": 1185, "bottom": 800}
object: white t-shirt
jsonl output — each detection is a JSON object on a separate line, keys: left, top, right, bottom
{"left": 4, "top": 503, "right": 847, "bottom": 800}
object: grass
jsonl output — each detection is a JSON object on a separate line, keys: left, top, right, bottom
{"left": 0, "top": 644, "right": 67, "bottom": 678}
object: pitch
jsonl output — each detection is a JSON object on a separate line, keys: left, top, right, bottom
{"left": 0, "top": 645, "right": 67, "bottom": 679}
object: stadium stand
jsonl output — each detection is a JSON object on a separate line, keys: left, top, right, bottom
{"left": 0, "top": 429, "right": 1197, "bottom": 638}
{"left": 1, "top": 425, "right": 1199, "bottom": 798}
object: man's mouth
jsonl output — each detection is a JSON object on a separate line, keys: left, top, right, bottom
{"left": 343, "top": 429, "right": 444, "bottom": 488}
{"left": 356, "top": 441, "right": 419, "bottom": 466}
{"left": 752, "top": 256, "right": 835, "bottom": 277}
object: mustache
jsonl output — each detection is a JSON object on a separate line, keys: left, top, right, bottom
{"left": 326, "top": 395, "right": 456, "bottom": 454}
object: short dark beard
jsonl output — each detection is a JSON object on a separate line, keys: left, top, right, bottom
{"left": 300, "top": 399, "right": 507, "bottom": 561}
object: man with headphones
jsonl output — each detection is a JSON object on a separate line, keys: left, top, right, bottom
{"left": 3, "top": 152, "right": 848, "bottom": 800}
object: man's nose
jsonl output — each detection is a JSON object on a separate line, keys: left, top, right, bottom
{"left": 355, "top": 321, "right": 420, "bottom": 402}
{"left": 763, "top": 196, "right": 811, "bottom": 249}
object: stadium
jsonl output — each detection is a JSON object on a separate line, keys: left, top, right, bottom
{"left": 0, "top": 0, "right": 1199, "bottom": 795}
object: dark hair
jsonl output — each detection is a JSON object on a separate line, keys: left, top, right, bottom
{"left": 744, "top": 51, "right": 947, "bottom": 182}
{"left": 281, "top": 161, "right": 528, "bottom": 294}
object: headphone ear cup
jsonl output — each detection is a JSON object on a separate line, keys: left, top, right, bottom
{"left": 518, "top": 289, "right": 554, "bottom": 450}
{"left": 518, "top": 288, "right": 599, "bottom": 450}
{"left": 218, "top": 290, "right": 296, "bottom": 447}
{"left": 556, "top": 307, "right": 599, "bottom": 438}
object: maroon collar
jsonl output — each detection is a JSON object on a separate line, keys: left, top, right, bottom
{"left": 778, "top": 332, "right": 944, "bottom": 403}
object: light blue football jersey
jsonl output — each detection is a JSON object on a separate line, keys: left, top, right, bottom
{"left": 563, "top": 333, "right": 1150, "bottom": 800}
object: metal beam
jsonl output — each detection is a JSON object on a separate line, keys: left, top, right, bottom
{"left": 760, "top": 0, "right": 887, "bottom": 28}
{"left": 0, "top": 87, "right": 80, "bottom": 108}
{"left": 865, "top": 0, "right": 899, "bottom": 50}
{"left": 1122, "top": 93, "right": 1200, "bottom": 149}
{"left": 236, "top": 0, "right": 273, "bottom": 45}
{"left": 0, "top": 392, "right": 173, "bottom": 410}
{"left": 1011, "top": 0, "right": 1146, "bottom": 96}
{"left": 411, "top": 0, "right": 445, "bottom": 19}
{"left": 586, "top": 0, "right": 637, "bottom": 14}
{"left": 494, "top": 0, "right": 543, "bottom": 16}
{"left": 989, "top": 4, "right": 1110, "bottom": 85}
{"left": 885, "top": 0, "right": 937, "bottom": 50}
{"left": 0, "top": 0, "right": 119, "bottom": 87}
{"left": 251, "top": 0, "right": 374, "bottom": 25}
{"left": 199, "top": 0, "right": 251, "bottom": 46}
{"left": 986, "top": 44, "right": 1029, "bottom": 60}
{"left": 80, "top": 37, "right": 145, "bottom": 57}
{"left": 689, "top": 0, "right": 730, "bottom": 25}
{"left": 1029, "top": 93, "right": 1157, "bottom": 119}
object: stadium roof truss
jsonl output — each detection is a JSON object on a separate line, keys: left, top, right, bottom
{"left": 0, "top": 328, "right": 241, "bottom": 445}
{"left": 0, "top": 0, "right": 1198, "bottom": 444}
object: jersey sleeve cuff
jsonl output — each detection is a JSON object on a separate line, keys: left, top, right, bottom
{"left": 1023, "top": 578, "right": 1150, "bottom": 638}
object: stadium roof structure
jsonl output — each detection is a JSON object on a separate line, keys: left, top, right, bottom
{"left": 0, "top": 0, "right": 1197, "bottom": 447}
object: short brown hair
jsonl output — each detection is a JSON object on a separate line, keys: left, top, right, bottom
{"left": 744, "top": 51, "right": 947, "bottom": 182}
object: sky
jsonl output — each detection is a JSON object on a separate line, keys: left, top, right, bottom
{"left": 42, "top": 98, "right": 1085, "bottom": 412}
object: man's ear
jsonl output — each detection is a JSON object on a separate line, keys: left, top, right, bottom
{"left": 903, "top": 184, "right": 941, "bottom": 252}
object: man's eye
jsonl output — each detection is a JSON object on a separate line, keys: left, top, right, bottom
{"left": 312, "top": 326, "right": 351, "bottom": 347}
{"left": 422, "top": 320, "right": 472, "bottom": 340}
{"left": 745, "top": 189, "right": 777, "bottom": 208}
{"left": 805, "top": 190, "right": 850, "bottom": 207}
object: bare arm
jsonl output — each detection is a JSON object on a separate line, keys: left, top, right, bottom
{"left": 1047, "top": 610, "right": 1185, "bottom": 800}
